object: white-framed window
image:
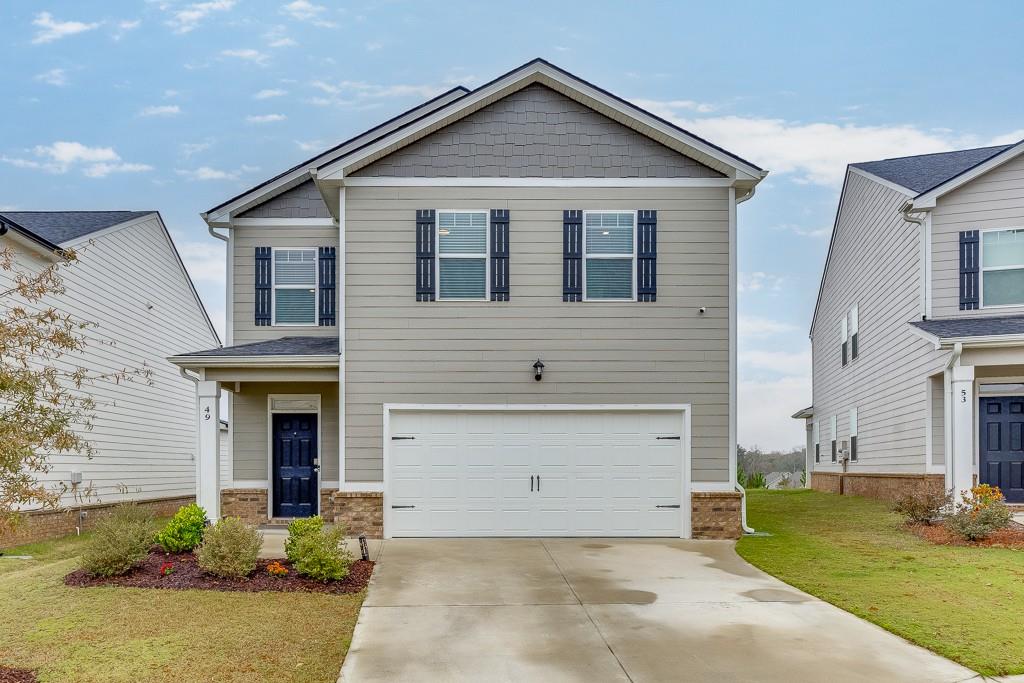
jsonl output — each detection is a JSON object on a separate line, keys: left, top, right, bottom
{"left": 830, "top": 414, "right": 838, "bottom": 463}
{"left": 840, "top": 315, "right": 848, "bottom": 366}
{"left": 813, "top": 421, "right": 820, "bottom": 463}
{"left": 272, "top": 248, "right": 317, "bottom": 326}
{"left": 849, "top": 304, "right": 859, "bottom": 360}
{"left": 583, "top": 211, "right": 636, "bottom": 301}
{"left": 436, "top": 210, "right": 489, "bottom": 301}
{"left": 840, "top": 304, "right": 859, "bottom": 366}
{"left": 849, "top": 407, "right": 858, "bottom": 462}
{"left": 981, "top": 228, "right": 1024, "bottom": 307}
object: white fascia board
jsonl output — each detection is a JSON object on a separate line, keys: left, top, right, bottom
{"left": 907, "top": 323, "right": 942, "bottom": 349}
{"left": 910, "top": 141, "right": 1024, "bottom": 209}
{"left": 341, "top": 177, "right": 736, "bottom": 187}
{"left": 231, "top": 217, "right": 336, "bottom": 227}
{"left": 847, "top": 166, "right": 914, "bottom": 196}
{"left": 0, "top": 230, "right": 63, "bottom": 261}
{"left": 167, "top": 354, "right": 340, "bottom": 368}
{"left": 319, "top": 63, "right": 765, "bottom": 182}
{"left": 938, "top": 334, "right": 1024, "bottom": 348}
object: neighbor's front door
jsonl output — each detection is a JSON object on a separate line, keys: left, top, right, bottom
{"left": 272, "top": 413, "right": 318, "bottom": 517}
{"left": 979, "top": 397, "right": 1024, "bottom": 503}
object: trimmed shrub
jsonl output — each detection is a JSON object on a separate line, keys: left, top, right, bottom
{"left": 155, "top": 503, "right": 208, "bottom": 552}
{"left": 196, "top": 517, "right": 262, "bottom": 579}
{"left": 292, "top": 524, "right": 353, "bottom": 582}
{"left": 80, "top": 504, "right": 156, "bottom": 577}
{"left": 284, "top": 515, "right": 325, "bottom": 562}
{"left": 946, "top": 485, "right": 1012, "bottom": 541}
{"left": 892, "top": 489, "right": 953, "bottom": 525}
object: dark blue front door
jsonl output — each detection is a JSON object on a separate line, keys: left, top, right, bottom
{"left": 979, "top": 397, "right": 1024, "bottom": 503}
{"left": 272, "top": 413, "right": 318, "bottom": 517}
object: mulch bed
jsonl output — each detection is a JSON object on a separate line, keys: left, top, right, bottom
{"left": 64, "top": 550, "right": 373, "bottom": 594}
{"left": 907, "top": 521, "right": 1024, "bottom": 549}
{"left": 0, "top": 666, "right": 37, "bottom": 683}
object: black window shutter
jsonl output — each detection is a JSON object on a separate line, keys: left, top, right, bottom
{"left": 490, "top": 209, "right": 509, "bottom": 301}
{"left": 637, "top": 210, "right": 657, "bottom": 302}
{"left": 416, "top": 210, "right": 436, "bottom": 302}
{"left": 255, "top": 246, "right": 271, "bottom": 326}
{"left": 318, "top": 247, "right": 336, "bottom": 326}
{"left": 959, "top": 230, "right": 979, "bottom": 310}
{"left": 563, "top": 210, "right": 582, "bottom": 302}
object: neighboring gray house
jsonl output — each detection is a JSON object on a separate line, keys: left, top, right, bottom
{"left": 170, "top": 59, "right": 767, "bottom": 539}
{"left": 797, "top": 141, "right": 1024, "bottom": 504}
{"left": 0, "top": 211, "right": 220, "bottom": 545}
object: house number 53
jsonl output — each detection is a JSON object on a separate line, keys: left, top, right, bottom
{"left": 960, "top": 389, "right": 968, "bottom": 404}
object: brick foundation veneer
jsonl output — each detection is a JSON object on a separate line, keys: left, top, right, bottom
{"left": 220, "top": 488, "right": 383, "bottom": 538}
{"left": 811, "top": 472, "right": 945, "bottom": 502}
{"left": 0, "top": 495, "right": 194, "bottom": 549}
{"left": 691, "top": 491, "right": 742, "bottom": 540}
{"left": 220, "top": 488, "right": 269, "bottom": 526}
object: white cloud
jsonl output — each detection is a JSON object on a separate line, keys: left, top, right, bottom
{"left": 281, "top": 0, "right": 337, "bottom": 27}
{"left": 254, "top": 88, "right": 287, "bottom": 99}
{"left": 31, "top": 12, "right": 100, "bottom": 44}
{"left": 222, "top": 48, "right": 269, "bottom": 66}
{"left": 364, "top": 40, "right": 383, "bottom": 51}
{"left": 163, "top": 89, "right": 181, "bottom": 99}
{"left": 738, "top": 271, "right": 785, "bottom": 294}
{"left": 113, "top": 19, "right": 140, "bottom": 40}
{"left": 166, "top": 0, "right": 235, "bottom": 34}
{"left": 180, "top": 141, "right": 213, "bottom": 158}
{"left": 738, "top": 315, "right": 798, "bottom": 338}
{"left": 776, "top": 223, "right": 830, "bottom": 239}
{"left": 2, "top": 141, "right": 151, "bottom": 178}
{"left": 295, "top": 139, "right": 324, "bottom": 152}
{"left": 139, "top": 104, "right": 181, "bottom": 117}
{"left": 269, "top": 36, "right": 297, "bottom": 47}
{"left": 740, "top": 349, "right": 811, "bottom": 377}
{"left": 264, "top": 25, "right": 297, "bottom": 47}
{"left": 989, "top": 129, "right": 1024, "bottom": 146}
{"left": 175, "top": 240, "right": 225, "bottom": 284}
{"left": 308, "top": 79, "right": 446, "bottom": 107}
{"left": 634, "top": 98, "right": 714, "bottom": 114}
{"left": 176, "top": 166, "right": 237, "bottom": 181}
{"left": 246, "top": 113, "right": 286, "bottom": 124}
{"left": 34, "top": 68, "right": 68, "bottom": 86}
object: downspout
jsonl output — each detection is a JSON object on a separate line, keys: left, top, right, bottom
{"left": 179, "top": 368, "right": 202, "bottom": 482}
{"left": 734, "top": 181, "right": 756, "bottom": 534}
{"left": 207, "top": 225, "right": 228, "bottom": 242}
{"left": 901, "top": 201, "right": 929, "bottom": 319}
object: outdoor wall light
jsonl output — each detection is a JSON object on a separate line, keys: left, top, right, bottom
{"left": 533, "top": 359, "right": 545, "bottom": 381}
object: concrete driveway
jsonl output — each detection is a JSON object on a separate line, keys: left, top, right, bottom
{"left": 340, "top": 539, "right": 979, "bottom": 683}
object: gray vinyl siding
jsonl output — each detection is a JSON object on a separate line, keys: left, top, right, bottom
{"left": 232, "top": 225, "right": 338, "bottom": 343}
{"left": 345, "top": 185, "right": 731, "bottom": 483}
{"left": 352, "top": 84, "right": 723, "bottom": 179}
{"left": 231, "top": 382, "right": 339, "bottom": 482}
{"left": 929, "top": 374, "right": 945, "bottom": 466}
{"left": 237, "top": 179, "right": 331, "bottom": 219}
{"left": 811, "top": 171, "right": 945, "bottom": 474}
{"left": 932, "top": 152, "right": 1024, "bottom": 317}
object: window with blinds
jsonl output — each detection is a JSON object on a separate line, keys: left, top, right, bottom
{"left": 584, "top": 211, "right": 635, "bottom": 300}
{"left": 437, "top": 211, "right": 488, "bottom": 300}
{"left": 273, "top": 248, "right": 317, "bottom": 325}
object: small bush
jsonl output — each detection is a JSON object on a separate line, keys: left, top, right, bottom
{"left": 196, "top": 517, "right": 262, "bottom": 578}
{"left": 292, "top": 524, "right": 353, "bottom": 582}
{"left": 284, "top": 515, "right": 325, "bottom": 562}
{"left": 946, "top": 485, "right": 1013, "bottom": 541}
{"left": 155, "top": 503, "right": 208, "bottom": 552}
{"left": 892, "top": 489, "right": 953, "bottom": 525}
{"left": 746, "top": 472, "right": 768, "bottom": 489}
{"left": 80, "top": 504, "right": 156, "bottom": 577}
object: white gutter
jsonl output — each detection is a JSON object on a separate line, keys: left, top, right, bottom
{"left": 168, "top": 354, "right": 339, "bottom": 368}
{"left": 946, "top": 342, "right": 963, "bottom": 371}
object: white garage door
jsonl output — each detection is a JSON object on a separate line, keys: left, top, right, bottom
{"left": 386, "top": 409, "right": 685, "bottom": 537}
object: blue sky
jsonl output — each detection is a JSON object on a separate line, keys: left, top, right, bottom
{"left": 3, "top": 1, "right": 1023, "bottom": 449}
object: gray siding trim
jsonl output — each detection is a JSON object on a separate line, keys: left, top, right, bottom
{"left": 238, "top": 179, "right": 331, "bottom": 219}
{"left": 352, "top": 84, "right": 725, "bottom": 180}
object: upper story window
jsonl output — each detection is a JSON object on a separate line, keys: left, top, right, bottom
{"left": 840, "top": 304, "right": 859, "bottom": 366}
{"left": 981, "top": 228, "right": 1024, "bottom": 307}
{"left": 830, "top": 414, "right": 838, "bottom": 463}
{"left": 813, "top": 421, "right": 820, "bottom": 463}
{"left": 584, "top": 211, "right": 635, "bottom": 301}
{"left": 273, "top": 248, "right": 317, "bottom": 325}
{"left": 437, "top": 211, "right": 488, "bottom": 301}
{"left": 849, "top": 407, "right": 858, "bottom": 462}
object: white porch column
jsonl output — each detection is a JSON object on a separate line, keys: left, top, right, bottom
{"left": 197, "top": 380, "right": 221, "bottom": 520}
{"left": 949, "top": 364, "right": 975, "bottom": 498}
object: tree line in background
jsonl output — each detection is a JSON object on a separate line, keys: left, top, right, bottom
{"left": 737, "top": 444, "right": 806, "bottom": 489}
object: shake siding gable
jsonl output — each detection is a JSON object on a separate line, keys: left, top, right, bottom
{"left": 811, "top": 172, "right": 945, "bottom": 473}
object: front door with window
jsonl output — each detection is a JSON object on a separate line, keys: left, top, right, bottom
{"left": 979, "top": 397, "right": 1024, "bottom": 503}
{"left": 272, "top": 413, "right": 318, "bottom": 517}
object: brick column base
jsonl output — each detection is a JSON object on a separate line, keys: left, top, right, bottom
{"left": 691, "top": 491, "right": 742, "bottom": 539}
{"left": 331, "top": 491, "right": 383, "bottom": 538}
{"left": 220, "top": 489, "right": 268, "bottom": 526}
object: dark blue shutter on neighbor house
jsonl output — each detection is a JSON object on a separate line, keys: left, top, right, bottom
{"left": 637, "top": 210, "right": 657, "bottom": 302}
{"left": 255, "top": 246, "right": 271, "bottom": 325}
{"left": 960, "top": 230, "right": 979, "bottom": 310}
{"left": 318, "top": 247, "right": 336, "bottom": 325}
{"left": 563, "top": 210, "right": 583, "bottom": 302}
{"left": 490, "top": 209, "right": 509, "bottom": 301}
{"left": 416, "top": 210, "right": 436, "bottom": 302}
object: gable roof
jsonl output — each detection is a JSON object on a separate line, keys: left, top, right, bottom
{"left": 850, "top": 145, "right": 1013, "bottom": 195}
{"left": 909, "top": 315, "right": 1024, "bottom": 345}
{"left": 0, "top": 211, "right": 155, "bottom": 245}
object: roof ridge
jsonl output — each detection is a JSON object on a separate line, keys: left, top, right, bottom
{"left": 852, "top": 144, "right": 1012, "bottom": 167}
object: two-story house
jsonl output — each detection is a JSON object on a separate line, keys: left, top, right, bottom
{"left": 0, "top": 211, "right": 220, "bottom": 546}
{"left": 170, "top": 59, "right": 767, "bottom": 539}
{"left": 797, "top": 141, "right": 1024, "bottom": 504}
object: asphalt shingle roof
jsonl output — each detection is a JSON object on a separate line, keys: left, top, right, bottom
{"left": 850, "top": 145, "right": 1013, "bottom": 195}
{"left": 910, "top": 315, "right": 1024, "bottom": 340}
{"left": 0, "top": 211, "right": 154, "bottom": 245}
{"left": 179, "top": 336, "right": 339, "bottom": 357}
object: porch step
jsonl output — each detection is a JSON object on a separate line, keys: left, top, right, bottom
{"left": 1008, "top": 504, "right": 1024, "bottom": 513}
{"left": 258, "top": 519, "right": 296, "bottom": 529}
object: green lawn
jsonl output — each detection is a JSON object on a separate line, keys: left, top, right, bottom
{"left": 0, "top": 531, "right": 364, "bottom": 682}
{"left": 737, "top": 489, "right": 1024, "bottom": 677}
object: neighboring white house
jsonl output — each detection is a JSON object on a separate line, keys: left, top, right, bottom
{"left": 0, "top": 211, "right": 220, "bottom": 543}
{"left": 797, "top": 142, "right": 1024, "bottom": 504}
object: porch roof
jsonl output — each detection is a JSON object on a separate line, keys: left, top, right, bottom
{"left": 168, "top": 336, "right": 340, "bottom": 368}
{"left": 909, "top": 315, "right": 1024, "bottom": 346}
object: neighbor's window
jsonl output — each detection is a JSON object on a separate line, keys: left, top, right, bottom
{"left": 830, "top": 415, "right": 838, "bottom": 463}
{"left": 273, "top": 248, "right": 317, "bottom": 325}
{"left": 982, "top": 229, "right": 1024, "bottom": 307}
{"left": 814, "top": 421, "right": 820, "bottom": 464}
{"left": 840, "top": 315, "right": 848, "bottom": 366}
{"left": 849, "top": 407, "right": 858, "bottom": 462}
{"left": 437, "top": 211, "right": 488, "bottom": 300}
{"left": 840, "top": 305, "right": 859, "bottom": 366}
{"left": 584, "top": 211, "right": 635, "bottom": 301}
{"left": 849, "top": 305, "right": 859, "bottom": 360}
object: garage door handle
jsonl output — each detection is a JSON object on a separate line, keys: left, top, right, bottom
{"left": 530, "top": 475, "right": 534, "bottom": 492}
{"left": 656, "top": 504, "right": 680, "bottom": 509}
{"left": 391, "top": 505, "right": 416, "bottom": 509}
{"left": 537, "top": 475, "right": 541, "bottom": 491}
{"left": 656, "top": 436, "right": 681, "bottom": 440}
{"left": 391, "top": 436, "right": 415, "bottom": 440}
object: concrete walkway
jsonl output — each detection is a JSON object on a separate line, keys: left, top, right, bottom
{"left": 339, "top": 538, "right": 981, "bottom": 683}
